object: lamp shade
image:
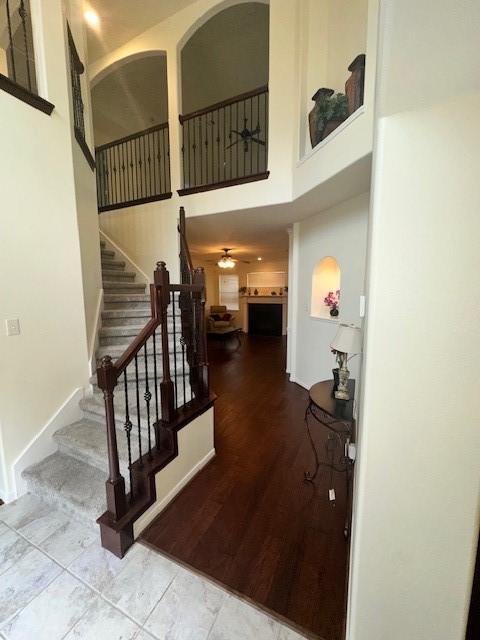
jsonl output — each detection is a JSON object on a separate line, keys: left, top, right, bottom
{"left": 330, "top": 324, "right": 362, "bottom": 355}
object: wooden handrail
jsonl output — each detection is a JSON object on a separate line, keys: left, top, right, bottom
{"left": 113, "top": 318, "right": 160, "bottom": 374}
{"left": 95, "top": 122, "right": 169, "bottom": 152}
{"left": 179, "top": 85, "right": 268, "bottom": 123}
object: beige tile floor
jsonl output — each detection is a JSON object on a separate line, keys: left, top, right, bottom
{"left": 0, "top": 494, "right": 310, "bottom": 640}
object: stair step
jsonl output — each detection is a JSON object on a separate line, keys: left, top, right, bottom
{"left": 22, "top": 452, "right": 106, "bottom": 527}
{"left": 103, "top": 293, "right": 151, "bottom": 310}
{"left": 100, "top": 239, "right": 106, "bottom": 249}
{"left": 101, "top": 259, "right": 126, "bottom": 271}
{"left": 101, "top": 307, "right": 181, "bottom": 327}
{"left": 103, "top": 282, "right": 147, "bottom": 294}
{"left": 80, "top": 386, "right": 192, "bottom": 430}
{"left": 54, "top": 419, "right": 147, "bottom": 485}
{"left": 102, "top": 270, "right": 136, "bottom": 281}
{"left": 101, "top": 249, "right": 115, "bottom": 259}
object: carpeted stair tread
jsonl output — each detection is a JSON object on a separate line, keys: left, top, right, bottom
{"left": 22, "top": 452, "right": 106, "bottom": 526}
{"left": 54, "top": 419, "right": 147, "bottom": 482}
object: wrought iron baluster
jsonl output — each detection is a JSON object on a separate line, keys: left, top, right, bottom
{"left": 123, "top": 370, "right": 134, "bottom": 500}
{"left": 257, "top": 94, "right": 260, "bottom": 173}
{"left": 166, "top": 126, "right": 171, "bottom": 193}
{"left": 172, "top": 292, "right": 178, "bottom": 408}
{"left": 143, "top": 343, "right": 152, "bottom": 459}
{"left": 134, "top": 354, "right": 143, "bottom": 467}
{"left": 181, "top": 336, "right": 186, "bottom": 403}
{"left": 153, "top": 329, "right": 159, "bottom": 425}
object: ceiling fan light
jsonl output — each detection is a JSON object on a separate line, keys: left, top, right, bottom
{"left": 218, "top": 256, "right": 235, "bottom": 269}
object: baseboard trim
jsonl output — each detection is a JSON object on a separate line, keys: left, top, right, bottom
{"left": 99, "top": 229, "right": 150, "bottom": 285}
{"left": 12, "top": 388, "right": 84, "bottom": 498}
{"left": 289, "top": 376, "right": 309, "bottom": 391}
{"left": 133, "top": 448, "right": 216, "bottom": 539}
{"left": 89, "top": 288, "right": 104, "bottom": 375}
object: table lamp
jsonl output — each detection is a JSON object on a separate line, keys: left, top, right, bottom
{"left": 330, "top": 324, "right": 362, "bottom": 400}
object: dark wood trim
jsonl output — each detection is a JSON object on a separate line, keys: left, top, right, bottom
{"left": 95, "top": 122, "right": 169, "bottom": 152}
{"left": 98, "top": 192, "right": 173, "bottom": 213}
{"left": 0, "top": 73, "right": 54, "bottom": 115}
{"left": 178, "top": 171, "right": 270, "bottom": 196}
{"left": 74, "top": 128, "right": 96, "bottom": 171}
{"left": 114, "top": 318, "right": 160, "bottom": 373}
{"left": 97, "top": 394, "right": 216, "bottom": 557}
{"left": 169, "top": 284, "right": 204, "bottom": 293}
{"left": 179, "top": 85, "right": 269, "bottom": 123}
{"left": 66, "top": 24, "right": 84, "bottom": 75}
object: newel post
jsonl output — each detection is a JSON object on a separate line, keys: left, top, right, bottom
{"left": 96, "top": 356, "right": 126, "bottom": 520}
{"left": 193, "top": 267, "right": 210, "bottom": 397}
{"left": 154, "top": 261, "right": 176, "bottom": 422}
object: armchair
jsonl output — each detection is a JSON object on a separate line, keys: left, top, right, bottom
{"left": 207, "top": 305, "right": 236, "bottom": 333}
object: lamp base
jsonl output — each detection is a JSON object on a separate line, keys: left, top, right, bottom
{"left": 334, "top": 362, "right": 350, "bottom": 401}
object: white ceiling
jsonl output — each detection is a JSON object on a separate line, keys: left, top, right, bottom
{"left": 187, "top": 155, "right": 372, "bottom": 263}
{"left": 86, "top": 0, "right": 198, "bottom": 63}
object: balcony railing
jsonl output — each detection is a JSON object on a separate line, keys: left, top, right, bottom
{"left": 179, "top": 85, "right": 269, "bottom": 195}
{"left": 0, "top": 0, "right": 53, "bottom": 114}
{"left": 95, "top": 123, "right": 172, "bottom": 213}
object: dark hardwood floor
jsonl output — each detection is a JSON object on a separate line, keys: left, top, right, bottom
{"left": 141, "top": 335, "right": 349, "bottom": 639}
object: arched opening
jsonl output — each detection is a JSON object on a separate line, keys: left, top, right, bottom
{"left": 179, "top": 2, "right": 270, "bottom": 192}
{"left": 311, "top": 256, "right": 341, "bottom": 319}
{"left": 91, "top": 53, "right": 171, "bottom": 211}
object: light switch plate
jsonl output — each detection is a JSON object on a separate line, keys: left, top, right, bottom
{"left": 5, "top": 318, "right": 20, "bottom": 336}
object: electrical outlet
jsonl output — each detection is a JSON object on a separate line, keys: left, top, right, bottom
{"left": 5, "top": 318, "right": 20, "bottom": 336}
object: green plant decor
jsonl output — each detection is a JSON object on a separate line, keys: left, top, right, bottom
{"left": 312, "top": 93, "right": 349, "bottom": 139}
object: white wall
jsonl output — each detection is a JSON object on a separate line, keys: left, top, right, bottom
{"left": 181, "top": 2, "right": 269, "bottom": 113}
{"left": 0, "top": 0, "right": 100, "bottom": 500}
{"left": 348, "top": 2, "right": 480, "bottom": 639}
{"left": 290, "top": 192, "right": 369, "bottom": 391}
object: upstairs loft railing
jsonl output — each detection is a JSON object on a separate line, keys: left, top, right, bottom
{"left": 95, "top": 123, "right": 172, "bottom": 213}
{"left": 179, "top": 85, "right": 269, "bottom": 195}
{"left": 0, "top": 0, "right": 53, "bottom": 114}
{"left": 96, "top": 253, "right": 211, "bottom": 557}
{"left": 67, "top": 24, "right": 95, "bottom": 171}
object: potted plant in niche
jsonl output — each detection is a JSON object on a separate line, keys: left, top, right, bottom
{"left": 324, "top": 290, "right": 340, "bottom": 317}
{"left": 309, "top": 89, "right": 349, "bottom": 147}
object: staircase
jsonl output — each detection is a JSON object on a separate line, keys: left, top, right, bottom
{"left": 22, "top": 238, "right": 191, "bottom": 530}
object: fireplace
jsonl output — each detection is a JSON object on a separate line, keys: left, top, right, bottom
{"left": 248, "top": 303, "right": 283, "bottom": 336}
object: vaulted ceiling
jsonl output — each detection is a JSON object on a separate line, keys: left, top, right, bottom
{"left": 86, "top": 0, "right": 198, "bottom": 62}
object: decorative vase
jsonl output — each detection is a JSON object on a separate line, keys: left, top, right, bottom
{"left": 332, "top": 368, "right": 340, "bottom": 397}
{"left": 330, "top": 307, "right": 339, "bottom": 317}
{"left": 254, "top": 289, "right": 258, "bottom": 296}
{"left": 308, "top": 87, "right": 334, "bottom": 148}
{"left": 345, "top": 54, "right": 366, "bottom": 115}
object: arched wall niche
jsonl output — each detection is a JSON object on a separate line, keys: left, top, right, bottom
{"left": 180, "top": 1, "right": 270, "bottom": 114}
{"left": 311, "top": 256, "right": 341, "bottom": 319}
{"left": 91, "top": 51, "right": 169, "bottom": 147}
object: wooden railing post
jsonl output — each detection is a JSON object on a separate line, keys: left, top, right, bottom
{"left": 154, "top": 262, "right": 176, "bottom": 422}
{"left": 193, "top": 267, "right": 209, "bottom": 397}
{"left": 96, "top": 356, "right": 126, "bottom": 520}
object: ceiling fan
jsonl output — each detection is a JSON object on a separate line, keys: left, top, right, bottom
{"left": 207, "top": 248, "right": 251, "bottom": 269}
{"left": 226, "top": 118, "right": 266, "bottom": 153}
